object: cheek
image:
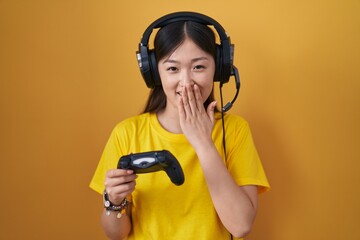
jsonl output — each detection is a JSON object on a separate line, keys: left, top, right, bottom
{"left": 203, "top": 85, "right": 214, "bottom": 100}
{"left": 198, "top": 82, "right": 214, "bottom": 101}
{"left": 196, "top": 73, "right": 215, "bottom": 100}
{"left": 158, "top": 75, "right": 178, "bottom": 97}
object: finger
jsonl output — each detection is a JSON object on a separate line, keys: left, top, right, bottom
{"left": 181, "top": 84, "right": 192, "bottom": 116}
{"left": 107, "top": 181, "right": 136, "bottom": 204}
{"left": 207, "top": 101, "right": 217, "bottom": 124}
{"left": 106, "top": 176, "right": 137, "bottom": 204}
{"left": 111, "top": 179, "right": 137, "bottom": 195}
{"left": 106, "top": 169, "right": 134, "bottom": 178}
{"left": 193, "top": 84, "right": 204, "bottom": 113}
{"left": 104, "top": 171, "right": 137, "bottom": 190}
{"left": 178, "top": 97, "right": 186, "bottom": 121}
{"left": 105, "top": 173, "right": 138, "bottom": 186}
{"left": 185, "top": 83, "right": 197, "bottom": 115}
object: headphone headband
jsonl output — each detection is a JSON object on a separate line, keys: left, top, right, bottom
{"left": 136, "top": 11, "right": 234, "bottom": 88}
{"left": 140, "top": 12, "right": 229, "bottom": 46}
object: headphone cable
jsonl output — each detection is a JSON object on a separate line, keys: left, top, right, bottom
{"left": 219, "top": 83, "right": 227, "bottom": 160}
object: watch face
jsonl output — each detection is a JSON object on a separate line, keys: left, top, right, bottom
{"left": 104, "top": 200, "right": 110, "bottom": 208}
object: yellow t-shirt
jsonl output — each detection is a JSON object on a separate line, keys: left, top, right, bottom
{"left": 90, "top": 112, "right": 270, "bottom": 240}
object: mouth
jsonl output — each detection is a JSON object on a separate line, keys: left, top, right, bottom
{"left": 176, "top": 91, "right": 182, "bottom": 96}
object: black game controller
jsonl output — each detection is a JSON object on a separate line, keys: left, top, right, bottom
{"left": 117, "top": 150, "right": 185, "bottom": 186}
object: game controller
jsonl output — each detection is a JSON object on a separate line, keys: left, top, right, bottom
{"left": 118, "top": 150, "right": 185, "bottom": 186}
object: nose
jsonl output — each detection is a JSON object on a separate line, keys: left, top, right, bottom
{"left": 179, "top": 70, "right": 194, "bottom": 87}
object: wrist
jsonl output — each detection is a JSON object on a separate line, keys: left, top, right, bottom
{"left": 103, "top": 190, "right": 130, "bottom": 218}
{"left": 193, "top": 140, "right": 216, "bottom": 154}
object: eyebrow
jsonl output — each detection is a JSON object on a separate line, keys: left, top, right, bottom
{"left": 162, "top": 57, "right": 210, "bottom": 64}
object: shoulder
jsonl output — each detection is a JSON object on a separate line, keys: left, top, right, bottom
{"left": 112, "top": 113, "right": 152, "bottom": 133}
{"left": 225, "top": 113, "right": 248, "bottom": 123}
{"left": 215, "top": 112, "right": 249, "bottom": 128}
{"left": 213, "top": 113, "right": 254, "bottom": 144}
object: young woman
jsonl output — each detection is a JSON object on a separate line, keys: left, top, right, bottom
{"left": 90, "top": 12, "right": 270, "bottom": 240}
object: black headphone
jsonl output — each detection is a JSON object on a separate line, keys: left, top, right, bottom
{"left": 136, "top": 11, "right": 240, "bottom": 112}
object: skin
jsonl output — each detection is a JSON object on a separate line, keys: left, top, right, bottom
{"left": 101, "top": 38, "right": 258, "bottom": 239}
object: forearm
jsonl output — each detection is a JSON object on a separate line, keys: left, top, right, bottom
{"left": 195, "top": 142, "right": 257, "bottom": 238}
{"left": 101, "top": 209, "right": 132, "bottom": 240}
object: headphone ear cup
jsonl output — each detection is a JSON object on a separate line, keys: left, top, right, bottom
{"left": 149, "top": 50, "right": 161, "bottom": 87}
{"left": 138, "top": 46, "right": 155, "bottom": 88}
{"left": 221, "top": 43, "right": 232, "bottom": 84}
{"left": 217, "top": 43, "right": 233, "bottom": 85}
{"left": 214, "top": 44, "right": 223, "bottom": 83}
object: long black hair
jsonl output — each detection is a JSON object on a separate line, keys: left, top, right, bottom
{"left": 142, "top": 21, "right": 219, "bottom": 113}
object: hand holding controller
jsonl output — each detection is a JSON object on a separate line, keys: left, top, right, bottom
{"left": 118, "top": 150, "right": 185, "bottom": 186}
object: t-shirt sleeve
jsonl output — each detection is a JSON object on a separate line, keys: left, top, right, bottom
{"left": 226, "top": 118, "right": 270, "bottom": 193}
{"left": 89, "top": 126, "right": 123, "bottom": 195}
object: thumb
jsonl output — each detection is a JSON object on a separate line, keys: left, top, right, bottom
{"left": 207, "top": 101, "right": 217, "bottom": 124}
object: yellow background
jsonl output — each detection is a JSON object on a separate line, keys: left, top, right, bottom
{"left": 1, "top": 0, "right": 359, "bottom": 239}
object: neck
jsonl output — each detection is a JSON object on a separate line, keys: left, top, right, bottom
{"left": 156, "top": 108, "right": 182, "bottom": 134}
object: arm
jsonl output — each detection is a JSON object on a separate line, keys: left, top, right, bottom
{"left": 178, "top": 83, "right": 258, "bottom": 238}
{"left": 101, "top": 169, "right": 137, "bottom": 239}
{"left": 101, "top": 208, "right": 132, "bottom": 240}
{"left": 195, "top": 144, "right": 258, "bottom": 238}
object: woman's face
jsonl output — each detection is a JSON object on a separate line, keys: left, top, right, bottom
{"left": 158, "top": 38, "right": 215, "bottom": 112}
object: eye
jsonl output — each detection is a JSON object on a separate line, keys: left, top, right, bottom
{"left": 193, "top": 65, "right": 206, "bottom": 71}
{"left": 166, "top": 66, "right": 178, "bottom": 72}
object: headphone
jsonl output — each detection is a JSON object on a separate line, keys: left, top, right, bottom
{"left": 136, "top": 11, "right": 240, "bottom": 112}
